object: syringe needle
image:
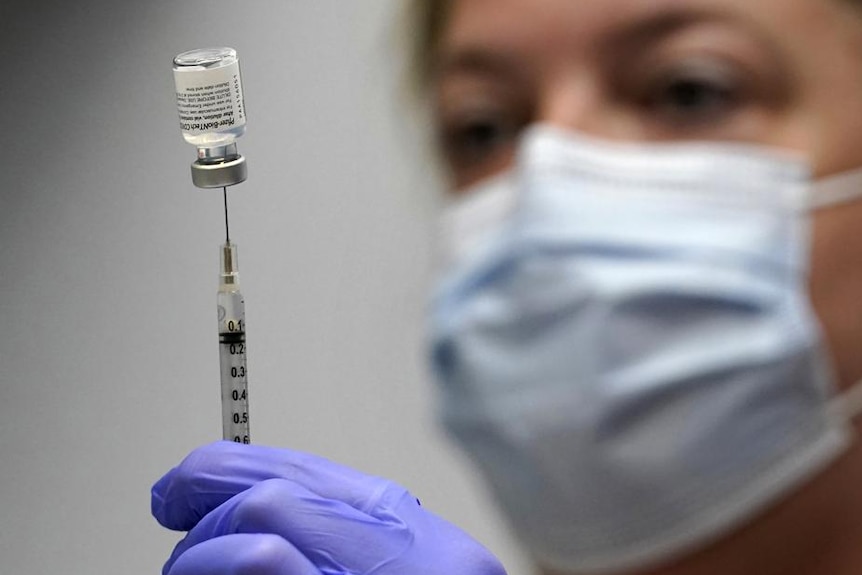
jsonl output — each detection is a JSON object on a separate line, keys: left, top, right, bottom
{"left": 223, "top": 186, "right": 231, "bottom": 245}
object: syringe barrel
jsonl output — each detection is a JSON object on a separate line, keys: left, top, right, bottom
{"left": 217, "top": 243, "right": 250, "bottom": 444}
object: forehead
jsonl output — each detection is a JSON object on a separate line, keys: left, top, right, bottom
{"left": 439, "top": 0, "right": 824, "bottom": 54}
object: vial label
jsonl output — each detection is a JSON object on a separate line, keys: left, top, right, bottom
{"left": 174, "top": 60, "right": 246, "bottom": 136}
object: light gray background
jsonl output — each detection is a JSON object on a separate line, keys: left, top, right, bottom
{"left": 0, "top": 2, "right": 532, "bottom": 573}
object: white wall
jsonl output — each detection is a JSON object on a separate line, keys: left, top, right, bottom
{"left": 0, "top": 2, "right": 532, "bottom": 574}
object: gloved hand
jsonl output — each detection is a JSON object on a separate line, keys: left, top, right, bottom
{"left": 152, "top": 441, "right": 507, "bottom": 575}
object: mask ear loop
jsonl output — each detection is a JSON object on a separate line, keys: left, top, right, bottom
{"left": 809, "top": 166, "right": 862, "bottom": 210}
{"left": 829, "top": 380, "right": 862, "bottom": 423}
{"left": 813, "top": 168, "right": 862, "bottom": 422}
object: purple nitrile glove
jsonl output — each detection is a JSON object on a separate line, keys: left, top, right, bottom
{"left": 152, "top": 441, "right": 507, "bottom": 575}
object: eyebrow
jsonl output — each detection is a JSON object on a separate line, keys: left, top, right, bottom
{"left": 602, "top": 5, "right": 790, "bottom": 97}
{"left": 433, "top": 45, "right": 527, "bottom": 86}
{"left": 600, "top": 6, "right": 775, "bottom": 56}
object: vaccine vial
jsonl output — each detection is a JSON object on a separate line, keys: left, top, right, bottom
{"left": 173, "top": 47, "right": 248, "bottom": 188}
{"left": 174, "top": 47, "right": 246, "bottom": 149}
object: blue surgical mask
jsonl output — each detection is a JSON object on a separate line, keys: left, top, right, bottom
{"left": 429, "top": 125, "right": 862, "bottom": 574}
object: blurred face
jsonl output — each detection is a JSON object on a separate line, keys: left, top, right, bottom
{"left": 433, "top": 0, "right": 862, "bottom": 186}
{"left": 430, "top": 0, "right": 862, "bottom": 391}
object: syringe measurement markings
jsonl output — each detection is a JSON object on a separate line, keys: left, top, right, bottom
{"left": 223, "top": 342, "right": 246, "bottom": 355}
{"left": 219, "top": 321, "right": 249, "bottom": 444}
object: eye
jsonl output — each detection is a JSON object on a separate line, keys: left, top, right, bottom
{"left": 665, "top": 78, "right": 730, "bottom": 111}
{"left": 440, "top": 113, "right": 515, "bottom": 173}
{"left": 643, "top": 62, "right": 743, "bottom": 127}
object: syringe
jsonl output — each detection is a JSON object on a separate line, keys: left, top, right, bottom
{"left": 217, "top": 188, "right": 250, "bottom": 443}
{"left": 172, "top": 47, "right": 252, "bottom": 443}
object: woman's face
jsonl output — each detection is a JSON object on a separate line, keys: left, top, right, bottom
{"left": 431, "top": 0, "right": 862, "bottom": 391}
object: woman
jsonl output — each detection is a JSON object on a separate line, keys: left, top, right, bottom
{"left": 152, "top": 0, "right": 862, "bottom": 573}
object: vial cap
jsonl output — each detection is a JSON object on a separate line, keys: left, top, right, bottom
{"left": 173, "top": 47, "right": 238, "bottom": 70}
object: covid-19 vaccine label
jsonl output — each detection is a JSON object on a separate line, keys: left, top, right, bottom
{"left": 174, "top": 59, "right": 246, "bottom": 135}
